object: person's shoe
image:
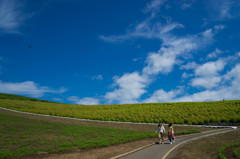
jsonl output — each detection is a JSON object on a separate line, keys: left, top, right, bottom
{"left": 170, "top": 142, "right": 172, "bottom": 144}
{"left": 173, "top": 140, "right": 175, "bottom": 143}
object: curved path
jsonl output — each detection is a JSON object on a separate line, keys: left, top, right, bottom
{"left": 117, "top": 128, "right": 234, "bottom": 159}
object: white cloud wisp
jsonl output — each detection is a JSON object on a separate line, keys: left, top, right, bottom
{"left": 0, "top": 81, "right": 67, "bottom": 97}
{"left": 67, "top": 96, "right": 99, "bottom": 105}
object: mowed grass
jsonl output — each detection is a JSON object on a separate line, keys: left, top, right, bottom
{"left": 0, "top": 112, "right": 156, "bottom": 158}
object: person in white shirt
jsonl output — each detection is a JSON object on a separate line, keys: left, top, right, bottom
{"left": 156, "top": 122, "right": 165, "bottom": 144}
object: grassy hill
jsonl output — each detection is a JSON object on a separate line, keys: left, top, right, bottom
{"left": 0, "top": 93, "right": 239, "bottom": 125}
{"left": 0, "top": 93, "right": 52, "bottom": 103}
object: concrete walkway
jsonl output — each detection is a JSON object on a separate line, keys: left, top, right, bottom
{"left": 118, "top": 128, "right": 234, "bottom": 159}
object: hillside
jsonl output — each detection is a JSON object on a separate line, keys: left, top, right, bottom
{"left": 0, "top": 93, "right": 52, "bottom": 103}
{"left": 0, "top": 93, "right": 239, "bottom": 125}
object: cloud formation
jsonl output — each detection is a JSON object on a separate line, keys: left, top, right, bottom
{"left": 92, "top": 75, "right": 103, "bottom": 80}
{"left": 100, "top": 20, "right": 184, "bottom": 43}
{"left": 0, "top": 0, "right": 20, "bottom": 31}
{"left": 100, "top": 0, "right": 226, "bottom": 104}
{"left": 143, "top": 88, "right": 182, "bottom": 103}
{"left": 0, "top": 0, "right": 48, "bottom": 34}
{"left": 67, "top": 96, "right": 99, "bottom": 105}
{"left": 206, "top": 48, "right": 223, "bottom": 59}
{"left": 104, "top": 72, "right": 149, "bottom": 104}
{"left": 0, "top": 81, "right": 66, "bottom": 97}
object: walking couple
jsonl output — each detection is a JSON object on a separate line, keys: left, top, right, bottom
{"left": 156, "top": 122, "right": 175, "bottom": 144}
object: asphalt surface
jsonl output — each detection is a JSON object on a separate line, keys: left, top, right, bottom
{"left": 120, "top": 128, "right": 234, "bottom": 159}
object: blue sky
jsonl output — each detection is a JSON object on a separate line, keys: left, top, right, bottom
{"left": 0, "top": 0, "right": 240, "bottom": 105}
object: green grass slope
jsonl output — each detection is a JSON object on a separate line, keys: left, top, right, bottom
{"left": 0, "top": 93, "right": 239, "bottom": 125}
{"left": 0, "top": 93, "right": 52, "bottom": 103}
{"left": 0, "top": 112, "right": 156, "bottom": 158}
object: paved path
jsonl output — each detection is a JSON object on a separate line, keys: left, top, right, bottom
{"left": 119, "top": 128, "right": 234, "bottom": 159}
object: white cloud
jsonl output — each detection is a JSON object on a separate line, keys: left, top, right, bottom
{"left": 206, "top": 48, "right": 223, "bottom": 59}
{"left": 143, "top": 89, "right": 182, "bottom": 103}
{"left": 0, "top": 0, "right": 46, "bottom": 34}
{"left": 224, "top": 64, "right": 240, "bottom": 82}
{"left": 92, "top": 75, "right": 103, "bottom": 80}
{"left": 0, "top": 0, "right": 19, "bottom": 30}
{"left": 0, "top": 81, "right": 67, "bottom": 97}
{"left": 67, "top": 96, "right": 99, "bottom": 105}
{"left": 182, "top": 72, "right": 194, "bottom": 79}
{"left": 174, "top": 89, "right": 226, "bottom": 102}
{"left": 237, "top": 52, "right": 240, "bottom": 57}
{"left": 133, "top": 57, "right": 142, "bottom": 62}
{"left": 142, "top": 37, "right": 195, "bottom": 75}
{"left": 212, "top": 0, "right": 233, "bottom": 20}
{"left": 175, "top": 83, "right": 240, "bottom": 102}
{"left": 0, "top": 0, "right": 27, "bottom": 33}
{"left": 100, "top": 1, "right": 226, "bottom": 104}
{"left": 180, "top": 62, "right": 199, "bottom": 70}
{"left": 206, "top": 0, "right": 240, "bottom": 21}
{"left": 100, "top": 0, "right": 184, "bottom": 43}
{"left": 104, "top": 72, "right": 149, "bottom": 104}
{"left": 144, "top": 0, "right": 167, "bottom": 17}
{"left": 52, "top": 98, "right": 64, "bottom": 102}
{"left": 102, "top": 24, "right": 223, "bottom": 104}
{"left": 143, "top": 64, "right": 240, "bottom": 103}
{"left": 191, "top": 76, "right": 222, "bottom": 89}
{"left": 155, "top": 63, "right": 240, "bottom": 102}
{"left": 104, "top": 26, "right": 220, "bottom": 103}
{"left": 190, "top": 59, "right": 226, "bottom": 89}
{"left": 195, "top": 60, "right": 226, "bottom": 76}
{"left": 143, "top": 49, "right": 176, "bottom": 75}
{"left": 100, "top": 20, "right": 184, "bottom": 43}
{"left": 142, "top": 26, "right": 221, "bottom": 76}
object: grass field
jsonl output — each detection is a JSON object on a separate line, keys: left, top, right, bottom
{"left": 0, "top": 93, "right": 239, "bottom": 125}
{"left": 0, "top": 112, "right": 157, "bottom": 158}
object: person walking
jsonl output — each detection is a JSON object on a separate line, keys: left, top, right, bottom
{"left": 168, "top": 122, "right": 175, "bottom": 144}
{"left": 156, "top": 122, "right": 165, "bottom": 144}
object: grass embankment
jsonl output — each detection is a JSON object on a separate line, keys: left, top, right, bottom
{"left": 169, "top": 129, "right": 240, "bottom": 159}
{"left": 0, "top": 112, "right": 155, "bottom": 158}
{"left": 0, "top": 95, "right": 239, "bottom": 125}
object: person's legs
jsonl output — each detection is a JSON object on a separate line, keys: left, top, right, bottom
{"left": 158, "top": 133, "right": 161, "bottom": 142}
{"left": 172, "top": 133, "right": 175, "bottom": 143}
{"left": 168, "top": 132, "right": 172, "bottom": 144}
{"left": 160, "top": 132, "right": 164, "bottom": 143}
